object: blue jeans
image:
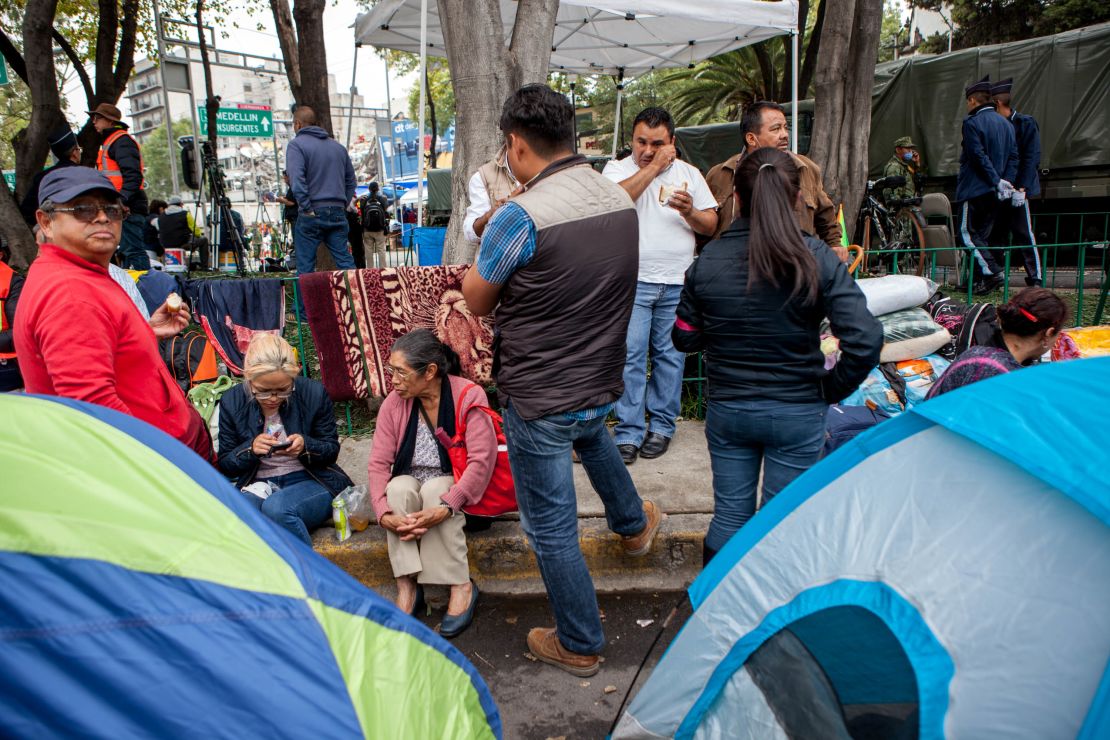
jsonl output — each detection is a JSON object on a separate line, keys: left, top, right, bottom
{"left": 117, "top": 214, "right": 151, "bottom": 270}
{"left": 503, "top": 401, "right": 647, "bottom": 655}
{"left": 243, "top": 471, "right": 334, "bottom": 547}
{"left": 614, "top": 281, "right": 685, "bottom": 446}
{"left": 704, "top": 397, "right": 827, "bottom": 552}
{"left": 294, "top": 206, "right": 354, "bottom": 275}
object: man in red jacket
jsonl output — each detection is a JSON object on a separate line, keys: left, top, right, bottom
{"left": 15, "top": 168, "right": 213, "bottom": 462}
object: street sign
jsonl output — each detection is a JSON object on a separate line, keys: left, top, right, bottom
{"left": 0, "top": 57, "right": 8, "bottom": 86}
{"left": 198, "top": 103, "right": 273, "bottom": 138}
{"left": 2, "top": 171, "right": 14, "bottom": 190}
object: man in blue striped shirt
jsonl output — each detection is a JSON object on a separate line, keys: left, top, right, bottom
{"left": 463, "top": 84, "right": 664, "bottom": 678}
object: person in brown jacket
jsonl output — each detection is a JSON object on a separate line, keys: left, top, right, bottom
{"left": 705, "top": 101, "right": 847, "bottom": 261}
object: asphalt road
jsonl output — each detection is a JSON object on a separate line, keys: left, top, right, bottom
{"left": 412, "top": 590, "right": 693, "bottom": 739}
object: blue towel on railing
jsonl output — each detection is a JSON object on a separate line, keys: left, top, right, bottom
{"left": 183, "top": 278, "right": 286, "bottom": 374}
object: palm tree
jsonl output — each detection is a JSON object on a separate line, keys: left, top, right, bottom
{"left": 661, "top": 43, "right": 786, "bottom": 125}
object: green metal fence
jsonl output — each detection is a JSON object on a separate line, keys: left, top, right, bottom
{"left": 853, "top": 240, "right": 1108, "bottom": 324}
{"left": 275, "top": 239, "right": 1107, "bottom": 433}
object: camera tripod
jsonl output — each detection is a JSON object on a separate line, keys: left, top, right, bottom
{"left": 200, "top": 140, "right": 249, "bottom": 276}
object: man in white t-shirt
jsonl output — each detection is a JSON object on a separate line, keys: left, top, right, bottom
{"left": 603, "top": 107, "right": 718, "bottom": 464}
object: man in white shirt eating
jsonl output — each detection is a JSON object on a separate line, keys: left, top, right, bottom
{"left": 603, "top": 107, "right": 718, "bottom": 464}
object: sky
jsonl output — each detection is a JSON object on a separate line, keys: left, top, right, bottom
{"left": 61, "top": 0, "right": 417, "bottom": 120}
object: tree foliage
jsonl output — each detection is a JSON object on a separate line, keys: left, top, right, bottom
{"left": 405, "top": 59, "right": 453, "bottom": 136}
{"left": 914, "top": 0, "right": 1110, "bottom": 51}
{"left": 142, "top": 118, "right": 195, "bottom": 201}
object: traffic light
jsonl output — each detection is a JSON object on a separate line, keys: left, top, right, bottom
{"left": 179, "top": 136, "right": 199, "bottom": 190}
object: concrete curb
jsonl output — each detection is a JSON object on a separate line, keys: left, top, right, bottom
{"left": 312, "top": 513, "right": 708, "bottom": 596}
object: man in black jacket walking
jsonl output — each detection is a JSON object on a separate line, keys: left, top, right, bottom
{"left": 89, "top": 103, "right": 150, "bottom": 270}
{"left": 19, "top": 127, "right": 83, "bottom": 229}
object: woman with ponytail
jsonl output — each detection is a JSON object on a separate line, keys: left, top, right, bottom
{"left": 673, "top": 147, "right": 882, "bottom": 564}
{"left": 366, "top": 329, "right": 496, "bottom": 637}
{"left": 927, "top": 288, "right": 1067, "bottom": 398}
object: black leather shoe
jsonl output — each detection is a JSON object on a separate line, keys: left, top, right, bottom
{"left": 639, "top": 432, "right": 671, "bottom": 459}
{"left": 974, "top": 274, "right": 1004, "bottom": 295}
{"left": 617, "top": 444, "right": 638, "bottom": 465}
{"left": 440, "top": 580, "right": 479, "bottom": 638}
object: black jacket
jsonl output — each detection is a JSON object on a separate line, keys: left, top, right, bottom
{"left": 216, "top": 375, "right": 353, "bottom": 494}
{"left": 101, "top": 124, "right": 149, "bottom": 214}
{"left": 673, "top": 219, "right": 882, "bottom": 404}
{"left": 19, "top": 160, "right": 81, "bottom": 226}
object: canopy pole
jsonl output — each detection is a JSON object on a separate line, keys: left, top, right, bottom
{"left": 570, "top": 74, "right": 578, "bottom": 153}
{"left": 346, "top": 42, "right": 360, "bottom": 151}
{"left": 611, "top": 69, "right": 625, "bottom": 160}
{"left": 416, "top": 0, "right": 428, "bottom": 226}
{"left": 383, "top": 58, "right": 404, "bottom": 257}
{"left": 790, "top": 30, "right": 799, "bottom": 153}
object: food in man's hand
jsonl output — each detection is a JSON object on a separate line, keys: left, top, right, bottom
{"left": 165, "top": 292, "right": 183, "bottom": 313}
{"left": 659, "top": 182, "right": 688, "bottom": 205}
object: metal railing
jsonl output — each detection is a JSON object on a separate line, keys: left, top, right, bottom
{"left": 852, "top": 240, "right": 1108, "bottom": 325}
{"left": 230, "top": 238, "right": 1110, "bottom": 433}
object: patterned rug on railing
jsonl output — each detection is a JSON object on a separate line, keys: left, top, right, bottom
{"left": 299, "top": 267, "right": 495, "bottom": 401}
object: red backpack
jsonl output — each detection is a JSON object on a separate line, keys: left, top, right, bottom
{"left": 443, "top": 384, "right": 517, "bottom": 517}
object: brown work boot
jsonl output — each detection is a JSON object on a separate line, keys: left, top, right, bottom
{"left": 621, "top": 500, "right": 665, "bottom": 556}
{"left": 527, "top": 627, "right": 600, "bottom": 677}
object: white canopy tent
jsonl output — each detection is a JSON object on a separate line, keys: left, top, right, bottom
{"left": 354, "top": 0, "right": 801, "bottom": 217}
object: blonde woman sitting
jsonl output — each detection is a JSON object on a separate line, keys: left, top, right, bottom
{"left": 218, "top": 334, "right": 353, "bottom": 546}
{"left": 368, "top": 329, "right": 497, "bottom": 637}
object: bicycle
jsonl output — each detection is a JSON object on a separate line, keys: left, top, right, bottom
{"left": 856, "top": 175, "right": 926, "bottom": 276}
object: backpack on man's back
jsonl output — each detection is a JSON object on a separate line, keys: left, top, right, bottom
{"left": 360, "top": 196, "right": 387, "bottom": 232}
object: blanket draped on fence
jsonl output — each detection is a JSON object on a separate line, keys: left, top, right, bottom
{"left": 298, "top": 267, "right": 494, "bottom": 401}
{"left": 183, "top": 278, "right": 286, "bottom": 374}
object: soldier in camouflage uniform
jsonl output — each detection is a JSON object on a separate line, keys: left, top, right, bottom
{"left": 882, "top": 135, "right": 927, "bottom": 237}
{"left": 882, "top": 136, "right": 924, "bottom": 205}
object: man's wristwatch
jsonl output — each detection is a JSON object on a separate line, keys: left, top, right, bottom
{"left": 439, "top": 501, "right": 456, "bottom": 516}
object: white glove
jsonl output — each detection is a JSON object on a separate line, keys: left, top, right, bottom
{"left": 1011, "top": 189, "right": 1027, "bottom": 207}
{"left": 997, "top": 179, "right": 1015, "bottom": 201}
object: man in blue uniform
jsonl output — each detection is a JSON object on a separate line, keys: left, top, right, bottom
{"left": 989, "top": 78, "right": 1043, "bottom": 287}
{"left": 955, "top": 75, "right": 1018, "bottom": 294}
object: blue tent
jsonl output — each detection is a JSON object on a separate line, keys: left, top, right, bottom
{"left": 0, "top": 395, "right": 501, "bottom": 738}
{"left": 615, "top": 358, "right": 1110, "bottom": 739}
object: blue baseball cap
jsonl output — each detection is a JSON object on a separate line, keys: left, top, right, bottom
{"left": 38, "top": 167, "right": 120, "bottom": 207}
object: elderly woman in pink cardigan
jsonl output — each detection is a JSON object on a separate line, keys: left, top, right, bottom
{"left": 367, "top": 329, "right": 496, "bottom": 638}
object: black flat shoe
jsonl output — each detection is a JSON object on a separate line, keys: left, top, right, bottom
{"left": 410, "top": 584, "right": 426, "bottom": 617}
{"left": 639, "top": 432, "right": 671, "bottom": 459}
{"left": 440, "top": 580, "right": 479, "bottom": 638}
{"left": 617, "top": 443, "right": 639, "bottom": 465}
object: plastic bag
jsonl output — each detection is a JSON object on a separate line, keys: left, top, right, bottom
{"left": 856, "top": 275, "right": 938, "bottom": 317}
{"left": 1052, "top": 326, "right": 1110, "bottom": 361}
{"left": 878, "top": 308, "right": 950, "bottom": 363}
{"left": 337, "top": 484, "right": 372, "bottom": 532}
{"left": 840, "top": 355, "right": 949, "bottom": 417}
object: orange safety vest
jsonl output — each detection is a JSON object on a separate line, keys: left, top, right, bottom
{"left": 97, "top": 128, "right": 145, "bottom": 192}
{"left": 0, "top": 261, "right": 16, "bottom": 360}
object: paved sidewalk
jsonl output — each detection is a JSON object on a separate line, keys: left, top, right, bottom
{"left": 314, "top": 420, "right": 714, "bottom": 595}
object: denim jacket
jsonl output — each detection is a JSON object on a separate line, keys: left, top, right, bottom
{"left": 217, "top": 375, "right": 353, "bottom": 494}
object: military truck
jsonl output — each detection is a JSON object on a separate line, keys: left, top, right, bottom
{"left": 674, "top": 22, "right": 1110, "bottom": 242}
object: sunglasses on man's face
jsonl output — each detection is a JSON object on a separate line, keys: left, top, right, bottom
{"left": 48, "top": 204, "right": 125, "bottom": 223}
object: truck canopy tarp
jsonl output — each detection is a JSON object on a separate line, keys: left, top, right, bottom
{"left": 674, "top": 22, "right": 1110, "bottom": 179}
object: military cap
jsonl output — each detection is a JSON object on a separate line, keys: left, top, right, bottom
{"left": 964, "top": 75, "right": 991, "bottom": 97}
{"left": 894, "top": 136, "right": 917, "bottom": 148}
{"left": 990, "top": 78, "right": 1013, "bottom": 96}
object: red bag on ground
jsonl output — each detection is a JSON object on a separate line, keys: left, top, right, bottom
{"left": 444, "top": 384, "right": 517, "bottom": 516}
